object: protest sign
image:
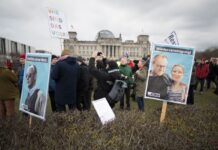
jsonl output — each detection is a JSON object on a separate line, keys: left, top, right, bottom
{"left": 19, "top": 53, "right": 51, "bottom": 120}
{"left": 164, "top": 31, "right": 179, "bottom": 45}
{"left": 92, "top": 98, "right": 116, "bottom": 125}
{"left": 145, "top": 43, "right": 195, "bottom": 104}
{"left": 47, "top": 8, "right": 69, "bottom": 39}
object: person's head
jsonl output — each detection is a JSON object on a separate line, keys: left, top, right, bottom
{"left": 77, "top": 56, "right": 84, "bottom": 65}
{"left": 106, "top": 60, "right": 118, "bottom": 70}
{"left": 26, "top": 65, "right": 37, "bottom": 89}
{"left": 152, "top": 54, "right": 168, "bottom": 76}
{"left": 138, "top": 58, "right": 146, "bottom": 69}
{"left": 51, "top": 55, "right": 58, "bottom": 65}
{"left": 201, "top": 57, "right": 206, "bottom": 64}
{"left": 4, "top": 59, "right": 13, "bottom": 70}
{"left": 171, "top": 64, "right": 184, "bottom": 83}
{"left": 61, "top": 49, "right": 71, "bottom": 57}
{"left": 19, "top": 54, "right": 26, "bottom": 65}
{"left": 120, "top": 57, "right": 128, "bottom": 65}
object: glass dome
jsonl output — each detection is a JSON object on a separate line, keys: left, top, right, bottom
{"left": 97, "top": 30, "right": 115, "bottom": 39}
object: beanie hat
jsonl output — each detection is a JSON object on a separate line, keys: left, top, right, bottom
{"left": 61, "top": 49, "right": 71, "bottom": 56}
{"left": 52, "top": 55, "right": 58, "bottom": 60}
{"left": 20, "top": 53, "right": 26, "bottom": 59}
{"left": 77, "top": 56, "right": 83, "bottom": 62}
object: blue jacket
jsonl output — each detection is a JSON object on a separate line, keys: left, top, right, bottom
{"left": 18, "top": 66, "right": 24, "bottom": 94}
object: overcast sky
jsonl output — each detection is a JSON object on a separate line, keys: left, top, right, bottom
{"left": 0, "top": 0, "right": 218, "bottom": 55}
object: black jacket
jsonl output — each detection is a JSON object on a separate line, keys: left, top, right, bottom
{"left": 89, "top": 58, "right": 121, "bottom": 100}
{"left": 146, "top": 73, "right": 172, "bottom": 99}
{"left": 52, "top": 57, "right": 80, "bottom": 105}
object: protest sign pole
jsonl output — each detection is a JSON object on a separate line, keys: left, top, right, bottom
{"left": 29, "top": 116, "right": 32, "bottom": 128}
{"left": 59, "top": 38, "right": 63, "bottom": 50}
{"left": 160, "top": 101, "right": 168, "bottom": 123}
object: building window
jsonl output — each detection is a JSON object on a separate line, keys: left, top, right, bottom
{"left": 0, "top": 38, "right": 6, "bottom": 54}
{"left": 21, "top": 44, "right": 26, "bottom": 53}
{"left": 11, "top": 41, "right": 18, "bottom": 54}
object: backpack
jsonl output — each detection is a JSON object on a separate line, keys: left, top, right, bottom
{"left": 106, "top": 80, "right": 127, "bottom": 107}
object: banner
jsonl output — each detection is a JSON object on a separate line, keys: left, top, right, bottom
{"left": 48, "top": 8, "right": 69, "bottom": 39}
{"left": 144, "top": 43, "right": 195, "bottom": 104}
{"left": 164, "top": 31, "right": 179, "bottom": 45}
{"left": 19, "top": 53, "right": 51, "bottom": 120}
{"left": 92, "top": 98, "right": 116, "bottom": 125}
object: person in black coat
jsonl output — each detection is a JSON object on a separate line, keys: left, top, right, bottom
{"left": 206, "top": 58, "right": 217, "bottom": 90}
{"left": 77, "top": 56, "right": 93, "bottom": 111}
{"left": 51, "top": 50, "right": 80, "bottom": 112}
{"left": 89, "top": 51, "right": 122, "bottom": 108}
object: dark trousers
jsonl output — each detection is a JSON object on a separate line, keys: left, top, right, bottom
{"left": 56, "top": 104, "right": 75, "bottom": 112}
{"left": 49, "top": 91, "right": 57, "bottom": 112}
{"left": 214, "top": 77, "right": 218, "bottom": 95}
{"left": 195, "top": 78, "right": 205, "bottom": 92}
{"left": 187, "top": 85, "right": 194, "bottom": 105}
{"left": 136, "top": 97, "right": 144, "bottom": 111}
{"left": 77, "top": 91, "right": 91, "bottom": 111}
{"left": 120, "top": 87, "right": 130, "bottom": 109}
{"left": 206, "top": 77, "right": 216, "bottom": 89}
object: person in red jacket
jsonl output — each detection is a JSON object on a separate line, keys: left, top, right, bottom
{"left": 194, "top": 58, "right": 209, "bottom": 94}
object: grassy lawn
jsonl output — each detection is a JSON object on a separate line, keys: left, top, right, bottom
{"left": 1, "top": 88, "right": 217, "bottom": 149}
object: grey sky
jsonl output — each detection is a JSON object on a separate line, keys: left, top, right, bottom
{"left": 0, "top": 0, "right": 218, "bottom": 55}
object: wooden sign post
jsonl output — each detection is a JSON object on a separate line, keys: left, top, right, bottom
{"left": 29, "top": 116, "right": 32, "bottom": 128}
{"left": 160, "top": 101, "right": 168, "bottom": 123}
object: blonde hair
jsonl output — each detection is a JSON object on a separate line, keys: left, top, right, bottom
{"left": 172, "top": 64, "right": 184, "bottom": 73}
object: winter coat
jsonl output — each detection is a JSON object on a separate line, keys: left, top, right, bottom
{"left": 49, "top": 65, "right": 56, "bottom": 92}
{"left": 52, "top": 57, "right": 80, "bottom": 105}
{"left": 196, "top": 63, "right": 209, "bottom": 79}
{"left": 207, "top": 62, "right": 217, "bottom": 79}
{"left": 17, "top": 65, "right": 24, "bottom": 94}
{"left": 89, "top": 58, "right": 121, "bottom": 100}
{"left": 119, "top": 64, "right": 133, "bottom": 86}
{"left": 134, "top": 67, "right": 147, "bottom": 97}
{"left": 0, "top": 68, "right": 18, "bottom": 100}
{"left": 77, "top": 62, "right": 92, "bottom": 94}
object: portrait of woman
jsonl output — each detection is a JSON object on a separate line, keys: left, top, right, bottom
{"left": 167, "top": 64, "right": 188, "bottom": 102}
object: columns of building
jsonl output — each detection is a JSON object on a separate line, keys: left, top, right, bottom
{"left": 111, "top": 45, "right": 114, "bottom": 58}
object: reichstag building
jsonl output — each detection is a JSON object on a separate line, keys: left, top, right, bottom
{"left": 64, "top": 30, "right": 150, "bottom": 60}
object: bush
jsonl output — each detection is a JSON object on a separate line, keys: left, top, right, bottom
{"left": 0, "top": 104, "right": 218, "bottom": 150}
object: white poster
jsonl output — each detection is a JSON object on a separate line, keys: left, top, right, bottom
{"left": 164, "top": 31, "right": 179, "bottom": 45}
{"left": 92, "top": 98, "right": 116, "bottom": 125}
{"left": 48, "top": 8, "right": 69, "bottom": 39}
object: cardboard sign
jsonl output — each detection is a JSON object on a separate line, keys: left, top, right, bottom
{"left": 48, "top": 8, "right": 69, "bottom": 39}
{"left": 164, "top": 31, "right": 179, "bottom": 45}
{"left": 145, "top": 43, "right": 195, "bottom": 104}
{"left": 19, "top": 53, "right": 51, "bottom": 120}
{"left": 92, "top": 98, "right": 116, "bottom": 125}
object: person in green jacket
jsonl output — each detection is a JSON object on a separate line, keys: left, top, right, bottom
{"left": 119, "top": 57, "right": 133, "bottom": 110}
{"left": 0, "top": 60, "right": 18, "bottom": 120}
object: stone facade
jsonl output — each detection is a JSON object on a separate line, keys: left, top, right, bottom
{"left": 64, "top": 30, "right": 150, "bottom": 60}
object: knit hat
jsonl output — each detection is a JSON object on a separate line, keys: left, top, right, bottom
{"left": 77, "top": 56, "right": 83, "bottom": 62}
{"left": 51, "top": 55, "right": 58, "bottom": 60}
{"left": 61, "top": 49, "right": 71, "bottom": 56}
{"left": 20, "top": 53, "right": 26, "bottom": 59}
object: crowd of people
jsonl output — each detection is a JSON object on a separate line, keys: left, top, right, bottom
{"left": 0, "top": 50, "right": 218, "bottom": 120}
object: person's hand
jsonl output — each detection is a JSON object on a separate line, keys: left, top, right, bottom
{"left": 92, "top": 51, "right": 98, "bottom": 58}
